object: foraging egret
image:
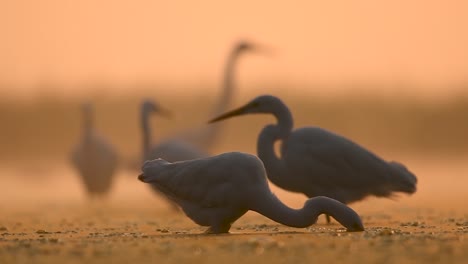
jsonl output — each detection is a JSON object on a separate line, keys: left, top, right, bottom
{"left": 71, "top": 103, "right": 118, "bottom": 198}
{"left": 166, "top": 40, "right": 266, "bottom": 152}
{"left": 209, "top": 95, "right": 417, "bottom": 222}
{"left": 138, "top": 152, "right": 364, "bottom": 233}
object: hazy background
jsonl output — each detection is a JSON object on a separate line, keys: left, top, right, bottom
{"left": 0, "top": 1, "right": 467, "bottom": 210}
{"left": 1, "top": 0, "right": 468, "bottom": 97}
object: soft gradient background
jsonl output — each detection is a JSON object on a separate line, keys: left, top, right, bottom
{"left": 1, "top": 0, "right": 467, "bottom": 98}
{"left": 0, "top": 2, "right": 467, "bottom": 263}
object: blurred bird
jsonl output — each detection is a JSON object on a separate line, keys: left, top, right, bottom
{"left": 71, "top": 103, "right": 118, "bottom": 199}
{"left": 165, "top": 40, "right": 269, "bottom": 152}
{"left": 209, "top": 95, "right": 418, "bottom": 222}
{"left": 140, "top": 99, "right": 203, "bottom": 210}
{"left": 138, "top": 152, "right": 364, "bottom": 234}
{"left": 126, "top": 40, "right": 267, "bottom": 171}
{"left": 141, "top": 100, "right": 208, "bottom": 163}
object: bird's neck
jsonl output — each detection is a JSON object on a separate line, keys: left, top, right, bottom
{"left": 215, "top": 49, "right": 240, "bottom": 117}
{"left": 82, "top": 111, "right": 93, "bottom": 143}
{"left": 203, "top": 50, "right": 242, "bottom": 148}
{"left": 141, "top": 111, "right": 152, "bottom": 161}
{"left": 250, "top": 194, "right": 361, "bottom": 230}
{"left": 249, "top": 192, "right": 317, "bottom": 228}
{"left": 257, "top": 103, "right": 293, "bottom": 187}
{"left": 303, "top": 197, "right": 363, "bottom": 231}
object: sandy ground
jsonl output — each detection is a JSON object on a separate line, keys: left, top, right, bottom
{"left": 1, "top": 157, "right": 467, "bottom": 264}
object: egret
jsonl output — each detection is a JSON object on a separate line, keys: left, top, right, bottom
{"left": 141, "top": 100, "right": 208, "bottom": 163}
{"left": 71, "top": 103, "right": 118, "bottom": 198}
{"left": 141, "top": 99, "right": 196, "bottom": 209}
{"left": 209, "top": 95, "right": 417, "bottom": 222}
{"left": 162, "top": 40, "right": 266, "bottom": 153}
{"left": 138, "top": 152, "right": 364, "bottom": 233}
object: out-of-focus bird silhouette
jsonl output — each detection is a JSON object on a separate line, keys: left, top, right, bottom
{"left": 172, "top": 40, "right": 268, "bottom": 151}
{"left": 71, "top": 103, "right": 118, "bottom": 199}
{"left": 138, "top": 152, "right": 365, "bottom": 234}
{"left": 209, "top": 95, "right": 417, "bottom": 222}
{"left": 125, "top": 40, "right": 268, "bottom": 171}
{"left": 140, "top": 99, "right": 183, "bottom": 210}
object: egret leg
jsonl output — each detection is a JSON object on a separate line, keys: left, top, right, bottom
{"left": 204, "top": 223, "right": 231, "bottom": 234}
{"left": 326, "top": 214, "right": 331, "bottom": 224}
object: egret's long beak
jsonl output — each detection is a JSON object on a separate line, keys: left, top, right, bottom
{"left": 208, "top": 105, "right": 248, "bottom": 123}
{"left": 254, "top": 44, "right": 275, "bottom": 57}
{"left": 157, "top": 106, "right": 172, "bottom": 118}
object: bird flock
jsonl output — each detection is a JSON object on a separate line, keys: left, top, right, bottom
{"left": 70, "top": 41, "right": 417, "bottom": 234}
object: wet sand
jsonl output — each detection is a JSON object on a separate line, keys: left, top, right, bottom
{"left": 0, "top": 157, "right": 467, "bottom": 263}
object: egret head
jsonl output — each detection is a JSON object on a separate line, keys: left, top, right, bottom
{"left": 233, "top": 40, "right": 273, "bottom": 56}
{"left": 235, "top": 41, "right": 256, "bottom": 53}
{"left": 138, "top": 158, "right": 171, "bottom": 183}
{"left": 304, "top": 197, "right": 365, "bottom": 232}
{"left": 208, "top": 95, "right": 283, "bottom": 123}
{"left": 141, "top": 99, "right": 171, "bottom": 117}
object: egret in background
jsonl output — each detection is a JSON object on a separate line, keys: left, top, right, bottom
{"left": 138, "top": 152, "right": 364, "bottom": 234}
{"left": 209, "top": 95, "right": 418, "bottom": 222}
{"left": 162, "top": 40, "right": 268, "bottom": 153}
{"left": 141, "top": 100, "right": 208, "bottom": 163}
{"left": 141, "top": 99, "right": 202, "bottom": 210}
{"left": 127, "top": 41, "right": 267, "bottom": 169}
{"left": 71, "top": 103, "right": 118, "bottom": 199}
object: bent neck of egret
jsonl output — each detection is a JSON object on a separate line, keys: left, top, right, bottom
{"left": 250, "top": 193, "right": 364, "bottom": 231}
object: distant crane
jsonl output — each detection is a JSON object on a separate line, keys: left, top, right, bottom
{"left": 209, "top": 95, "right": 417, "bottom": 222}
{"left": 71, "top": 103, "right": 118, "bottom": 199}
{"left": 138, "top": 152, "right": 364, "bottom": 233}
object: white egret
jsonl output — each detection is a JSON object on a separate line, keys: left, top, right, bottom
{"left": 209, "top": 95, "right": 418, "bottom": 222}
{"left": 141, "top": 100, "right": 208, "bottom": 163}
{"left": 162, "top": 40, "right": 266, "bottom": 152}
{"left": 71, "top": 103, "right": 118, "bottom": 198}
{"left": 128, "top": 41, "right": 265, "bottom": 170}
{"left": 140, "top": 99, "right": 194, "bottom": 210}
{"left": 138, "top": 152, "right": 365, "bottom": 233}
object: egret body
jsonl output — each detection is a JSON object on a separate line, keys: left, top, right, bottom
{"left": 138, "top": 152, "right": 364, "bottom": 233}
{"left": 209, "top": 95, "right": 417, "bottom": 221}
{"left": 71, "top": 103, "right": 118, "bottom": 198}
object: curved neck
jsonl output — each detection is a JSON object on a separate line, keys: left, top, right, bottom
{"left": 82, "top": 108, "right": 93, "bottom": 143}
{"left": 141, "top": 110, "right": 152, "bottom": 161}
{"left": 203, "top": 49, "right": 244, "bottom": 148}
{"left": 212, "top": 49, "right": 241, "bottom": 117}
{"left": 257, "top": 103, "right": 293, "bottom": 187}
{"left": 249, "top": 192, "right": 318, "bottom": 228}
{"left": 250, "top": 195, "right": 362, "bottom": 230}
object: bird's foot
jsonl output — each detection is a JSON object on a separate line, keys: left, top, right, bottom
{"left": 325, "top": 214, "right": 332, "bottom": 224}
{"left": 204, "top": 224, "right": 231, "bottom": 234}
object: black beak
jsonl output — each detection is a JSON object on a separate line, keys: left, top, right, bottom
{"left": 208, "top": 105, "right": 248, "bottom": 124}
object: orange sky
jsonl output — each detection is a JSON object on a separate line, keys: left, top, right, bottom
{"left": 1, "top": 1, "right": 468, "bottom": 96}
